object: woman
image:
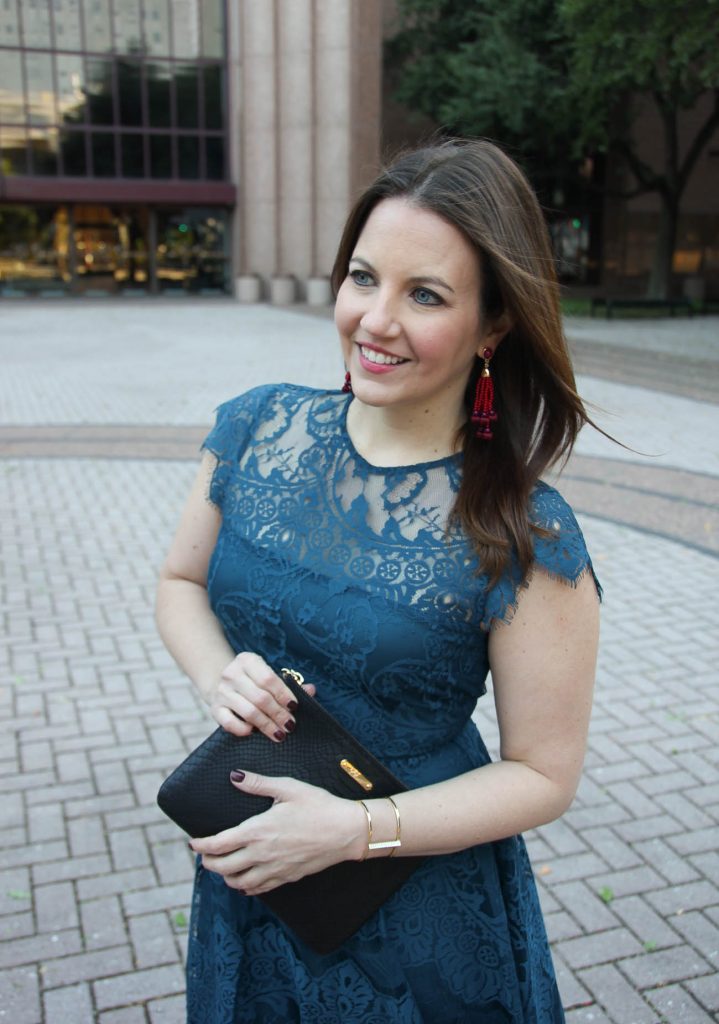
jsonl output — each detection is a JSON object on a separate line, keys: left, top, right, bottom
{"left": 156, "top": 139, "right": 600, "bottom": 1023}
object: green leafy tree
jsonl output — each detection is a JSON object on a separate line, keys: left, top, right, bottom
{"left": 562, "top": 0, "right": 719, "bottom": 297}
{"left": 388, "top": 0, "right": 719, "bottom": 298}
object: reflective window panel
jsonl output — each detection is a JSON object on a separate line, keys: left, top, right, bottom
{"left": 53, "top": 0, "right": 83, "bottom": 51}
{"left": 156, "top": 205, "right": 228, "bottom": 292}
{"left": 113, "top": 0, "right": 142, "bottom": 54}
{"left": 172, "top": 0, "right": 200, "bottom": 58}
{"left": 205, "top": 135, "right": 223, "bottom": 179}
{"left": 84, "top": 0, "right": 113, "bottom": 53}
{"left": 203, "top": 64, "right": 223, "bottom": 129}
{"left": 91, "top": 130, "right": 115, "bottom": 176}
{"left": 0, "top": 125, "right": 28, "bottom": 175}
{"left": 201, "top": 0, "right": 224, "bottom": 58}
{"left": 56, "top": 54, "right": 87, "bottom": 124}
{"left": 150, "top": 133, "right": 172, "bottom": 177}
{"left": 29, "top": 126, "right": 59, "bottom": 174}
{"left": 147, "top": 63, "right": 172, "bottom": 127}
{"left": 21, "top": 0, "right": 51, "bottom": 49}
{"left": 0, "top": 50, "right": 25, "bottom": 124}
{"left": 117, "top": 59, "right": 143, "bottom": 126}
{"left": 0, "top": 205, "right": 68, "bottom": 292}
{"left": 175, "top": 64, "right": 199, "bottom": 128}
{"left": 143, "top": 0, "right": 171, "bottom": 57}
{"left": 86, "top": 58, "right": 116, "bottom": 125}
{"left": 120, "top": 132, "right": 145, "bottom": 177}
{"left": 1, "top": 0, "right": 20, "bottom": 46}
{"left": 25, "top": 51, "right": 55, "bottom": 125}
{"left": 177, "top": 134, "right": 199, "bottom": 178}
{"left": 60, "top": 128, "right": 87, "bottom": 175}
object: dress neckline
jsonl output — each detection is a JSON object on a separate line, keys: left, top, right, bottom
{"left": 338, "top": 393, "right": 463, "bottom": 473}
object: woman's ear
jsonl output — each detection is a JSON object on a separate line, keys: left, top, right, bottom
{"left": 478, "top": 314, "right": 513, "bottom": 357}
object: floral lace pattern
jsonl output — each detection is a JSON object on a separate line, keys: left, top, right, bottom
{"left": 187, "top": 384, "right": 597, "bottom": 1022}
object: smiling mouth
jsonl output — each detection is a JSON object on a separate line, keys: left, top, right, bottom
{"left": 359, "top": 345, "right": 409, "bottom": 366}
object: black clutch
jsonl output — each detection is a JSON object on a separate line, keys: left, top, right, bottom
{"left": 157, "top": 669, "right": 423, "bottom": 954}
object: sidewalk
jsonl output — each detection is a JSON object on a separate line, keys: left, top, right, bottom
{"left": 1, "top": 301, "right": 718, "bottom": 1023}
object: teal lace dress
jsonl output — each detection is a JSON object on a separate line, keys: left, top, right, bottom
{"left": 187, "top": 384, "right": 598, "bottom": 1024}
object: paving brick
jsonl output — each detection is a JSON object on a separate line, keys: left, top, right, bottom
{"left": 43, "top": 982, "right": 94, "bottom": 1023}
{"left": 669, "top": 911, "right": 719, "bottom": 963}
{"left": 558, "top": 927, "right": 644, "bottom": 970}
{"left": 646, "top": 881, "right": 719, "bottom": 918}
{"left": 94, "top": 964, "right": 185, "bottom": 1011}
{"left": 656, "top": 792, "right": 715, "bottom": 831}
{"left": 549, "top": 881, "right": 619, "bottom": 933}
{"left": 618, "top": 945, "right": 713, "bottom": 990}
{"left": 80, "top": 895, "right": 127, "bottom": 950}
{"left": 645, "top": 984, "right": 715, "bottom": 1024}
{"left": 578, "top": 963, "right": 656, "bottom": 1023}
{"left": 0, "top": 965, "right": 41, "bottom": 1024}
{"left": 668, "top": 827, "right": 719, "bottom": 856}
{"left": 77, "top": 867, "right": 157, "bottom": 901}
{"left": 110, "top": 827, "right": 152, "bottom": 871}
{"left": 35, "top": 881, "right": 79, "bottom": 933}
{"left": 98, "top": 1009, "right": 148, "bottom": 1024}
{"left": 685, "top": 973, "right": 719, "bottom": 1012}
{"left": 610, "top": 895, "right": 683, "bottom": 951}
{"left": 129, "top": 913, "right": 178, "bottom": 968}
{"left": 68, "top": 815, "right": 109, "bottom": 858}
{"left": 33, "top": 852, "right": 111, "bottom": 886}
{"left": 0, "top": 910, "right": 35, "bottom": 940}
{"left": 564, "top": 1008, "right": 613, "bottom": 1024}
{"left": 552, "top": 952, "right": 592, "bottom": 1012}
{"left": 0, "top": 928, "right": 82, "bottom": 969}
{"left": 123, "top": 884, "right": 192, "bottom": 918}
{"left": 148, "top": 993, "right": 187, "bottom": 1023}
{"left": 634, "top": 838, "right": 701, "bottom": 886}
{"left": 581, "top": 827, "right": 641, "bottom": 870}
{"left": 41, "top": 945, "right": 134, "bottom": 989}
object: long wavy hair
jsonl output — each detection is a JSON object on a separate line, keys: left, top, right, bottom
{"left": 331, "top": 138, "right": 593, "bottom": 584}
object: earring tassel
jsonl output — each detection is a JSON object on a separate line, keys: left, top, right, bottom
{"left": 341, "top": 371, "right": 352, "bottom": 394}
{"left": 471, "top": 348, "right": 498, "bottom": 440}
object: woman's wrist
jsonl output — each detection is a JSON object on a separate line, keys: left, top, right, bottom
{"left": 352, "top": 796, "right": 403, "bottom": 861}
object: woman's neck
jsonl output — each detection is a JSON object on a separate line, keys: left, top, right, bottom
{"left": 346, "top": 397, "right": 465, "bottom": 468}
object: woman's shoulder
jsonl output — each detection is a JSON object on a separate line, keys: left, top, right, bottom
{"left": 529, "top": 481, "right": 598, "bottom": 588}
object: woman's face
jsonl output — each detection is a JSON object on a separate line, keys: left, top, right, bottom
{"left": 334, "top": 198, "right": 499, "bottom": 425}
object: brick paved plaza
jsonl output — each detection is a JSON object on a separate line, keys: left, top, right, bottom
{"left": 1, "top": 301, "right": 718, "bottom": 1023}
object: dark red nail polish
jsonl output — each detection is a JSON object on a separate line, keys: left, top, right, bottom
{"left": 287, "top": 700, "right": 299, "bottom": 713}
{"left": 230, "top": 769, "right": 245, "bottom": 783}
{"left": 273, "top": 729, "right": 286, "bottom": 742}
{"left": 284, "top": 719, "right": 296, "bottom": 733}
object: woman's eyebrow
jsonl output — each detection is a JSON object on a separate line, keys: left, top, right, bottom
{"left": 349, "top": 256, "right": 455, "bottom": 294}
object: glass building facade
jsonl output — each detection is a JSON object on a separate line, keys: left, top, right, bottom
{"left": 0, "top": 0, "right": 234, "bottom": 295}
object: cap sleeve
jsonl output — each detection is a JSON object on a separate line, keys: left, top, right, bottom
{"left": 483, "top": 482, "right": 601, "bottom": 629}
{"left": 201, "top": 385, "right": 276, "bottom": 509}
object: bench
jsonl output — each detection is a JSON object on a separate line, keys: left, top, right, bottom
{"left": 591, "top": 296, "right": 694, "bottom": 318}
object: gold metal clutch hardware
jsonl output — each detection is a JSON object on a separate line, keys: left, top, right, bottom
{"left": 340, "top": 759, "right": 373, "bottom": 791}
{"left": 280, "top": 668, "right": 305, "bottom": 686}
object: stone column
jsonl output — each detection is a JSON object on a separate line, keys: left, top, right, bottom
{"left": 231, "top": 0, "right": 382, "bottom": 300}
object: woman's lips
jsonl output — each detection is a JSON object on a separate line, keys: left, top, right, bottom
{"left": 357, "top": 343, "right": 409, "bottom": 374}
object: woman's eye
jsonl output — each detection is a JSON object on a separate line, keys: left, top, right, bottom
{"left": 413, "top": 287, "right": 441, "bottom": 306}
{"left": 350, "top": 269, "right": 373, "bottom": 287}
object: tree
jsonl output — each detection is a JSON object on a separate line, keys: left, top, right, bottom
{"left": 388, "top": 0, "right": 719, "bottom": 298}
{"left": 386, "top": 0, "right": 577, "bottom": 185}
{"left": 562, "top": 0, "right": 719, "bottom": 297}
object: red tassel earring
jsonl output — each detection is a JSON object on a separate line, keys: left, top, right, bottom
{"left": 471, "top": 347, "right": 498, "bottom": 440}
{"left": 341, "top": 371, "right": 352, "bottom": 394}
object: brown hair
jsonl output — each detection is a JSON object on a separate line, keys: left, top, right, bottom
{"left": 331, "top": 138, "right": 592, "bottom": 584}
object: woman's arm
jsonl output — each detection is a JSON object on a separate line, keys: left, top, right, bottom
{"left": 191, "top": 566, "right": 600, "bottom": 893}
{"left": 156, "top": 452, "right": 307, "bottom": 741}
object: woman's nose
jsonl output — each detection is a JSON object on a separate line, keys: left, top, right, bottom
{"left": 359, "top": 294, "right": 401, "bottom": 337}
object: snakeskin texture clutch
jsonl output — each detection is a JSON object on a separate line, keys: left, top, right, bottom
{"left": 157, "top": 669, "right": 423, "bottom": 954}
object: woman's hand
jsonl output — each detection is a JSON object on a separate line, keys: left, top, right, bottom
{"left": 189, "top": 770, "right": 364, "bottom": 894}
{"left": 209, "top": 652, "right": 316, "bottom": 742}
